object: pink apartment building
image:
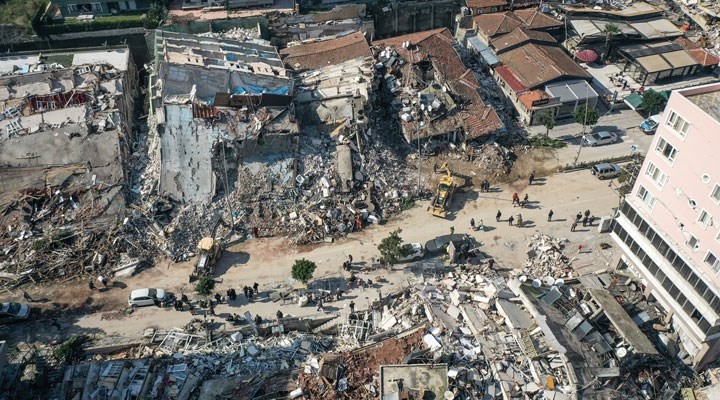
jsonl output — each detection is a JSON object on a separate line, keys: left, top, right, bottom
{"left": 611, "top": 82, "right": 720, "bottom": 369}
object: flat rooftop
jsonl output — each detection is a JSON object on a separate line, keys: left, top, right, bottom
{"left": 682, "top": 84, "right": 720, "bottom": 122}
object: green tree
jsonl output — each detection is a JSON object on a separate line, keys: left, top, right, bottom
{"left": 144, "top": 2, "right": 165, "bottom": 28}
{"left": 537, "top": 110, "right": 556, "bottom": 137}
{"left": 602, "top": 23, "right": 621, "bottom": 61}
{"left": 377, "top": 229, "right": 412, "bottom": 265}
{"left": 572, "top": 106, "right": 600, "bottom": 134}
{"left": 640, "top": 90, "right": 666, "bottom": 117}
{"left": 195, "top": 274, "right": 215, "bottom": 297}
{"left": 291, "top": 258, "right": 317, "bottom": 284}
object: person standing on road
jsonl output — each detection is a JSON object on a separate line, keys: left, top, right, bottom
{"left": 512, "top": 193, "right": 520, "bottom": 206}
{"left": 584, "top": 210, "right": 591, "bottom": 219}
{"left": 582, "top": 216, "right": 589, "bottom": 227}
{"left": 576, "top": 212, "right": 582, "bottom": 222}
{"left": 529, "top": 171, "right": 535, "bottom": 185}
{"left": 276, "top": 310, "right": 284, "bottom": 320}
{"left": 349, "top": 301, "right": 355, "bottom": 314}
{"left": 547, "top": 210, "right": 554, "bottom": 222}
{"left": 253, "top": 282, "right": 259, "bottom": 293}
{"left": 243, "top": 286, "right": 249, "bottom": 298}
{"left": 488, "top": 258, "right": 495, "bottom": 270}
{"left": 571, "top": 222, "right": 577, "bottom": 232}
{"left": 508, "top": 215, "right": 514, "bottom": 226}
{"left": 317, "top": 298, "right": 324, "bottom": 312}
{"left": 496, "top": 210, "right": 502, "bottom": 222}
{"left": 470, "top": 218, "right": 476, "bottom": 230}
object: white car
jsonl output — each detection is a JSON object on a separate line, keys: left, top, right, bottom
{"left": 583, "top": 131, "right": 618, "bottom": 147}
{"left": 0, "top": 302, "right": 30, "bottom": 323}
{"left": 398, "top": 243, "right": 425, "bottom": 262}
{"left": 128, "top": 288, "right": 167, "bottom": 307}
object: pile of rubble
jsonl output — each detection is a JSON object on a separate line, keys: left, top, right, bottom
{"left": 522, "top": 234, "right": 575, "bottom": 282}
{"left": 157, "top": 120, "right": 428, "bottom": 255}
{"left": 197, "top": 26, "right": 261, "bottom": 41}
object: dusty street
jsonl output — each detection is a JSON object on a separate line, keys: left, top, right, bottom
{"left": 1, "top": 165, "right": 622, "bottom": 348}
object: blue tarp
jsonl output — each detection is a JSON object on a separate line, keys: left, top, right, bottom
{"left": 231, "top": 85, "right": 290, "bottom": 96}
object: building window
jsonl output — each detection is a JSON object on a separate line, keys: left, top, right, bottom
{"left": 645, "top": 161, "right": 667, "bottom": 188}
{"left": 637, "top": 185, "right": 656, "bottom": 210}
{"left": 655, "top": 137, "right": 678, "bottom": 163}
{"left": 67, "top": 3, "right": 102, "bottom": 13}
{"left": 686, "top": 234, "right": 699, "bottom": 250}
{"left": 666, "top": 110, "right": 690, "bottom": 138}
{"left": 711, "top": 184, "right": 720, "bottom": 203}
{"left": 705, "top": 252, "right": 720, "bottom": 272}
{"left": 698, "top": 210, "right": 712, "bottom": 227}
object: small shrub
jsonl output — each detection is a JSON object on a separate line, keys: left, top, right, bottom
{"left": 291, "top": 259, "right": 317, "bottom": 284}
{"left": 195, "top": 274, "right": 215, "bottom": 297}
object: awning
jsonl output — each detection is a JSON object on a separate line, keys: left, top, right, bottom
{"left": 624, "top": 92, "right": 643, "bottom": 110}
{"left": 575, "top": 49, "right": 598, "bottom": 63}
{"left": 624, "top": 89, "right": 671, "bottom": 111}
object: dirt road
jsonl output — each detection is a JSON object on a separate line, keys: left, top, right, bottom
{"left": 0, "top": 166, "right": 622, "bottom": 348}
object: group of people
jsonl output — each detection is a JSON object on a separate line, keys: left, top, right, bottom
{"left": 571, "top": 210, "right": 595, "bottom": 232}
{"left": 511, "top": 192, "right": 530, "bottom": 208}
{"left": 479, "top": 179, "right": 491, "bottom": 193}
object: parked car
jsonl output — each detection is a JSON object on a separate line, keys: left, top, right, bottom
{"left": 398, "top": 243, "right": 425, "bottom": 262}
{"left": 583, "top": 131, "right": 618, "bottom": 147}
{"left": 128, "top": 288, "right": 167, "bottom": 308}
{"left": 640, "top": 114, "right": 661, "bottom": 134}
{"left": 0, "top": 302, "right": 30, "bottom": 323}
{"left": 591, "top": 163, "right": 622, "bottom": 180}
{"left": 424, "top": 234, "right": 474, "bottom": 253}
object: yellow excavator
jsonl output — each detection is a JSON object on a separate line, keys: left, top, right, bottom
{"left": 428, "top": 169, "right": 458, "bottom": 218}
{"left": 190, "top": 237, "right": 223, "bottom": 282}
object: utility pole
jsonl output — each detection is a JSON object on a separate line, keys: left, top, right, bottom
{"left": 416, "top": 130, "right": 422, "bottom": 195}
{"left": 573, "top": 84, "right": 591, "bottom": 166}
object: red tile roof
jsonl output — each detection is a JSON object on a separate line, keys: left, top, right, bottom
{"left": 373, "top": 28, "right": 449, "bottom": 47}
{"left": 513, "top": 9, "right": 563, "bottom": 30}
{"left": 687, "top": 48, "right": 720, "bottom": 67}
{"left": 495, "top": 65, "right": 527, "bottom": 92}
{"left": 280, "top": 32, "right": 371, "bottom": 70}
{"left": 492, "top": 27, "right": 556, "bottom": 53}
{"left": 377, "top": 29, "right": 504, "bottom": 139}
{"left": 673, "top": 37, "right": 719, "bottom": 67}
{"left": 518, "top": 90, "right": 550, "bottom": 110}
{"left": 496, "top": 40, "right": 591, "bottom": 90}
{"left": 466, "top": 0, "right": 507, "bottom": 9}
{"left": 473, "top": 12, "right": 523, "bottom": 38}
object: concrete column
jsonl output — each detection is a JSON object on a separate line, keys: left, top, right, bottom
{"left": 394, "top": 7, "right": 398, "bottom": 36}
{"left": 413, "top": 9, "right": 417, "bottom": 33}
{"left": 431, "top": 4, "right": 435, "bottom": 28}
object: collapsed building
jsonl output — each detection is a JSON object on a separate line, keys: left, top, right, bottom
{"left": 0, "top": 47, "right": 141, "bottom": 287}
{"left": 268, "top": 4, "right": 375, "bottom": 49}
{"left": 373, "top": 28, "right": 506, "bottom": 145}
{"left": 4, "top": 233, "right": 701, "bottom": 399}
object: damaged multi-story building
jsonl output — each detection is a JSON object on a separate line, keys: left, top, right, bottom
{"left": 610, "top": 83, "right": 720, "bottom": 370}
{"left": 149, "top": 31, "right": 297, "bottom": 203}
{"left": 373, "top": 28, "right": 506, "bottom": 144}
{"left": 0, "top": 46, "right": 137, "bottom": 221}
{"left": 0, "top": 47, "right": 140, "bottom": 286}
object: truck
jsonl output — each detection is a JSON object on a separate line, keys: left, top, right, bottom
{"left": 428, "top": 170, "right": 458, "bottom": 218}
{"left": 190, "top": 237, "right": 223, "bottom": 282}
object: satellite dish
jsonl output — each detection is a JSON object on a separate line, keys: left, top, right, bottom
{"left": 532, "top": 279, "right": 542, "bottom": 288}
{"left": 543, "top": 276, "right": 556, "bottom": 286}
{"left": 616, "top": 347, "right": 628, "bottom": 358}
{"left": 519, "top": 275, "right": 528, "bottom": 283}
{"left": 554, "top": 279, "right": 565, "bottom": 287}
